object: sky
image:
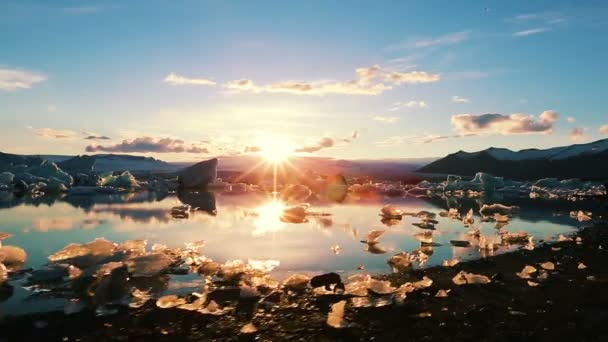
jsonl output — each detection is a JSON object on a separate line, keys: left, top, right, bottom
{"left": 1, "top": 0, "right": 608, "bottom": 162}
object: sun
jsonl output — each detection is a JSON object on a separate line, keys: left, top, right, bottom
{"left": 257, "top": 135, "right": 294, "bottom": 163}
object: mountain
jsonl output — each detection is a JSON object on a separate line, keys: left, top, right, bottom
{"left": 55, "top": 154, "right": 178, "bottom": 173}
{"left": 206, "top": 155, "right": 436, "bottom": 181}
{"left": 418, "top": 138, "right": 608, "bottom": 180}
{"left": 0, "top": 152, "right": 44, "bottom": 171}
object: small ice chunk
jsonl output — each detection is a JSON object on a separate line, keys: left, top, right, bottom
{"left": 527, "top": 280, "right": 539, "bottom": 287}
{"left": 0, "top": 263, "right": 7, "bottom": 283}
{"left": 435, "top": 289, "right": 450, "bottom": 298}
{"left": 516, "top": 265, "right": 537, "bottom": 279}
{"left": 494, "top": 213, "right": 509, "bottom": 223}
{"left": 129, "top": 288, "right": 152, "bottom": 308}
{"left": 247, "top": 259, "right": 280, "bottom": 272}
{"left": 0, "top": 232, "right": 14, "bottom": 248}
{"left": 281, "top": 203, "right": 310, "bottom": 223}
{"left": 240, "top": 323, "right": 258, "bottom": 334}
{"left": 330, "top": 244, "right": 341, "bottom": 254}
{"left": 367, "top": 278, "right": 396, "bottom": 294}
{"left": 118, "top": 240, "right": 147, "bottom": 255}
{"left": 462, "top": 209, "right": 474, "bottom": 225}
{"left": 125, "top": 253, "right": 173, "bottom": 277}
{"left": 366, "top": 230, "right": 385, "bottom": 244}
{"left": 479, "top": 204, "right": 518, "bottom": 216}
{"left": 156, "top": 295, "right": 186, "bottom": 309}
{"left": 0, "top": 245, "right": 27, "bottom": 269}
{"left": 540, "top": 262, "right": 555, "bottom": 271}
{"left": 326, "top": 300, "right": 347, "bottom": 328}
{"left": 282, "top": 274, "right": 310, "bottom": 290}
{"left": 412, "top": 276, "right": 433, "bottom": 289}
{"left": 442, "top": 258, "right": 459, "bottom": 267}
{"left": 380, "top": 204, "right": 404, "bottom": 219}
{"left": 452, "top": 271, "right": 491, "bottom": 285}
{"left": 578, "top": 262, "right": 587, "bottom": 270}
{"left": 48, "top": 238, "right": 116, "bottom": 264}
{"left": 388, "top": 252, "right": 413, "bottom": 273}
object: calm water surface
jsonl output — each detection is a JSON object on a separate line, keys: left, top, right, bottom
{"left": 0, "top": 190, "right": 598, "bottom": 314}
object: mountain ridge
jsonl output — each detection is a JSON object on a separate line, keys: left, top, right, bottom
{"left": 418, "top": 138, "right": 608, "bottom": 180}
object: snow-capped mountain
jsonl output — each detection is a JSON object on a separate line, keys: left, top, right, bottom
{"left": 418, "top": 138, "right": 608, "bottom": 180}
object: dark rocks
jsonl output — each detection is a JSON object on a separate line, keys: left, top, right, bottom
{"left": 177, "top": 158, "right": 218, "bottom": 189}
{"left": 310, "top": 272, "right": 344, "bottom": 291}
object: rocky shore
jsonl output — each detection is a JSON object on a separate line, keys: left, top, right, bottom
{"left": 1, "top": 221, "right": 606, "bottom": 341}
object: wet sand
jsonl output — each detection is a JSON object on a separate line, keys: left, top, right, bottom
{"left": 1, "top": 222, "right": 607, "bottom": 341}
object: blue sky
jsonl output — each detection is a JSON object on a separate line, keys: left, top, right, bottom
{"left": 1, "top": 0, "right": 607, "bottom": 161}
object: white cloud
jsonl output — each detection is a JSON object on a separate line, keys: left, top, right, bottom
{"left": 389, "top": 100, "right": 428, "bottom": 111}
{"left": 373, "top": 116, "right": 400, "bottom": 123}
{"left": 599, "top": 124, "right": 608, "bottom": 135}
{"left": 388, "top": 31, "right": 471, "bottom": 50}
{"left": 31, "top": 127, "right": 79, "bottom": 139}
{"left": 86, "top": 137, "right": 210, "bottom": 153}
{"left": 382, "top": 71, "right": 440, "bottom": 84}
{"left": 513, "top": 27, "right": 550, "bottom": 37}
{"left": 414, "top": 31, "right": 471, "bottom": 48}
{"left": 164, "top": 72, "right": 216, "bottom": 86}
{"left": 221, "top": 66, "right": 439, "bottom": 96}
{"left": 451, "top": 110, "right": 558, "bottom": 135}
{"left": 569, "top": 127, "right": 586, "bottom": 142}
{"left": 0, "top": 67, "right": 47, "bottom": 91}
{"left": 375, "top": 133, "right": 474, "bottom": 146}
{"left": 452, "top": 95, "right": 470, "bottom": 103}
{"left": 295, "top": 131, "right": 359, "bottom": 153}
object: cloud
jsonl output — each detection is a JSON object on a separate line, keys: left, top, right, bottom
{"left": 164, "top": 72, "right": 216, "bottom": 86}
{"left": 0, "top": 67, "right": 47, "bottom": 91}
{"left": 513, "top": 28, "right": 550, "bottom": 37}
{"left": 600, "top": 125, "right": 608, "bottom": 135}
{"left": 342, "top": 130, "right": 360, "bottom": 143}
{"left": 382, "top": 71, "right": 440, "bottom": 84}
{"left": 451, "top": 110, "right": 558, "bottom": 135}
{"left": 375, "top": 133, "right": 475, "bottom": 146}
{"left": 244, "top": 145, "right": 262, "bottom": 153}
{"left": 176, "top": 65, "right": 439, "bottom": 96}
{"left": 32, "top": 127, "right": 79, "bottom": 139}
{"left": 294, "top": 137, "right": 335, "bottom": 153}
{"left": 413, "top": 31, "right": 471, "bottom": 48}
{"left": 452, "top": 95, "right": 470, "bottom": 103}
{"left": 512, "top": 12, "right": 566, "bottom": 24}
{"left": 388, "top": 31, "right": 471, "bottom": 50}
{"left": 295, "top": 131, "right": 359, "bottom": 153}
{"left": 567, "top": 117, "right": 576, "bottom": 123}
{"left": 85, "top": 137, "right": 210, "bottom": 153}
{"left": 84, "top": 135, "right": 111, "bottom": 140}
{"left": 373, "top": 116, "right": 400, "bottom": 123}
{"left": 389, "top": 100, "right": 428, "bottom": 111}
{"left": 569, "top": 127, "right": 586, "bottom": 142}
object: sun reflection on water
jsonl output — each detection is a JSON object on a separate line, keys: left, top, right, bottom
{"left": 251, "top": 198, "right": 287, "bottom": 236}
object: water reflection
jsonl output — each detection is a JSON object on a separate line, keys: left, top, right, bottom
{"left": 0, "top": 190, "right": 603, "bottom": 277}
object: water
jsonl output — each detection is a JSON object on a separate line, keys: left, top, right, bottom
{"left": 0, "top": 189, "right": 599, "bottom": 315}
